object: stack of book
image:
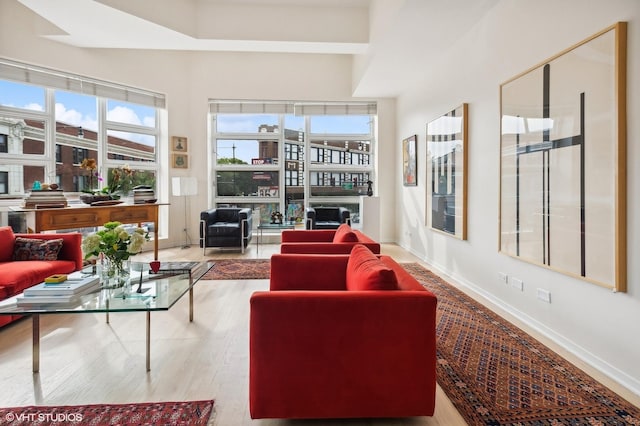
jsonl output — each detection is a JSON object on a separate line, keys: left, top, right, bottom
{"left": 23, "top": 190, "right": 68, "bottom": 209}
{"left": 16, "top": 275, "right": 101, "bottom": 307}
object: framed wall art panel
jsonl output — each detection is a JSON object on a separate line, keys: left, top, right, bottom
{"left": 172, "top": 153, "right": 189, "bottom": 169}
{"left": 499, "top": 22, "right": 627, "bottom": 292}
{"left": 426, "top": 103, "right": 468, "bottom": 239}
{"left": 172, "top": 136, "right": 188, "bottom": 152}
{"left": 402, "top": 135, "right": 417, "bottom": 186}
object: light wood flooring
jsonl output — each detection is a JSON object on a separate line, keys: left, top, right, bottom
{"left": 0, "top": 243, "right": 637, "bottom": 425}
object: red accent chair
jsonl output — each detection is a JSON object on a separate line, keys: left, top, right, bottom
{"left": 280, "top": 223, "right": 381, "bottom": 254}
{"left": 249, "top": 246, "right": 437, "bottom": 419}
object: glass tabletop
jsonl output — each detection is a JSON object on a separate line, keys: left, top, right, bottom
{"left": 257, "top": 221, "right": 296, "bottom": 230}
{"left": 0, "top": 261, "right": 214, "bottom": 315}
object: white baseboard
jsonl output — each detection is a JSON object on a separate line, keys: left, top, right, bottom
{"left": 401, "top": 243, "right": 640, "bottom": 399}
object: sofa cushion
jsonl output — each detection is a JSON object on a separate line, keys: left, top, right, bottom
{"left": 0, "top": 226, "right": 15, "bottom": 262}
{"left": 0, "top": 260, "right": 78, "bottom": 296}
{"left": 12, "top": 237, "right": 64, "bottom": 261}
{"left": 333, "top": 224, "right": 358, "bottom": 243}
{"left": 346, "top": 245, "right": 397, "bottom": 291}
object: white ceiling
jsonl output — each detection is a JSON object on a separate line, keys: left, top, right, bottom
{"left": 16, "top": 0, "right": 497, "bottom": 98}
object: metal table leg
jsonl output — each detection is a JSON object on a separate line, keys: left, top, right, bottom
{"left": 32, "top": 314, "right": 40, "bottom": 373}
{"left": 146, "top": 311, "right": 151, "bottom": 371}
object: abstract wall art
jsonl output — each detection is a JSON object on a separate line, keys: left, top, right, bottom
{"left": 499, "top": 22, "right": 627, "bottom": 291}
{"left": 426, "top": 103, "right": 468, "bottom": 239}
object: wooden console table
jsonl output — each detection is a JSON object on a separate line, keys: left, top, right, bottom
{"left": 12, "top": 203, "right": 164, "bottom": 260}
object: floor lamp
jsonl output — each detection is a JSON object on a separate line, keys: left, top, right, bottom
{"left": 172, "top": 176, "right": 198, "bottom": 249}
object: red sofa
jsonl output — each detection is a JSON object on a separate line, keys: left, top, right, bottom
{"left": 249, "top": 245, "right": 437, "bottom": 419}
{"left": 0, "top": 226, "right": 83, "bottom": 327}
{"left": 280, "top": 223, "right": 381, "bottom": 254}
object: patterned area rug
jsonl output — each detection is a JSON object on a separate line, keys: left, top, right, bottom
{"left": 403, "top": 263, "right": 640, "bottom": 425}
{"left": 0, "top": 400, "right": 214, "bottom": 425}
{"left": 201, "top": 259, "right": 270, "bottom": 280}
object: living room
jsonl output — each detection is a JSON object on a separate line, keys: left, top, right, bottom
{"left": 0, "top": 0, "right": 639, "bottom": 424}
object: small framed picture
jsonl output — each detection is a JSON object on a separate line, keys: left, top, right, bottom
{"left": 172, "top": 136, "right": 188, "bottom": 152}
{"left": 402, "top": 135, "right": 417, "bottom": 186}
{"left": 172, "top": 153, "right": 189, "bottom": 169}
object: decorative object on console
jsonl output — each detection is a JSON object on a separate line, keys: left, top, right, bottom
{"left": 23, "top": 189, "right": 68, "bottom": 209}
{"left": 81, "top": 221, "right": 149, "bottom": 289}
{"left": 79, "top": 158, "right": 102, "bottom": 194}
{"left": 133, "top": 185, "right": 156, "bottom": 204}
{"left": 270, "top": 211, "right": 283, "bottom": 224}
{"left": 366, "top": 180, "right": 373, "bottom": 196}
{"left": 106, "top": 164, "right": 134, "bottom": 198}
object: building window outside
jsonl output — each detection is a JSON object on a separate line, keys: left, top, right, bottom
{"left": 210, "top": 101, "right": 376, "bottom": 226}
{"left": 0, "top": 171, "right": 8, "bottom": 194}
{"left": 0, "top": 61, "right": 163, "bottom": 200}
{"left": 0, "top": 134, "right": 7, "bottom": 153}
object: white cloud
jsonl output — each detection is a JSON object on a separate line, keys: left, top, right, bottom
{"left": 107, "top": 106, "right": 142, "bottom": 125}
{"left": 24, "top": 103, "right": 44, "bottom": 111}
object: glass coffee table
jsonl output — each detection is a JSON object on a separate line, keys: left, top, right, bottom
{"left": 256, "top": 222, "right": 296, "bottom": 254}
{"left": 0, "top": 261, "right": 214, "bottom": 372}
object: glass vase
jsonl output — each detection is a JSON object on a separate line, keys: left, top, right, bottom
{"left": 101, "top": 257, "right": 130, "bottom": 292}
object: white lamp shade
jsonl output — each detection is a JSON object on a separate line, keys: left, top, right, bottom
{"left": 172, "top": 176, "right": 198, "bottom": 196}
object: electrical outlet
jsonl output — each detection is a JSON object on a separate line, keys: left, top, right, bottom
{"left": 498, "top": 272, "right": 508, "bottom": 285}
{"left": 537, "top": 288, "right": 551, "bottom": 303}
{"left": 511, "top": 277, "right": 524, "bottom": 291}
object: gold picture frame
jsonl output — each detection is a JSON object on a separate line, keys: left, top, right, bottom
{"left": 172, "top": 153, "right": 189, "bottom": 169}
{"left": 426, "top": 103, "right": 468, "bottom": 240}
{"left": 499, "top": 22, "right": 627, "bottom": 292}
{"left": 402, "top": 135, "right": 417, "bottom": 186}
{"left": 172, "top": 136, "right": 188, "bottom": 152}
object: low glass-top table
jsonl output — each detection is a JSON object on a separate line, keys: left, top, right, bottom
{"left": 0, "top": 261, "right": 214, "bottom": 372}
{"left": 256, "top": 221, "right": 296, "bottom": 254}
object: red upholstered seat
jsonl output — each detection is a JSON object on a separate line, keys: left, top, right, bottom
{"left": 249, "top": 246, "right": 437, "bottom": 419}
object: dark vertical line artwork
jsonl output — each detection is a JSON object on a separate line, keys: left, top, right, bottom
{"left": 501, "top": 23, "right": 625, "bottom": 290}
{"left": 515, "top": 64, "right": 585, "bottom": 273}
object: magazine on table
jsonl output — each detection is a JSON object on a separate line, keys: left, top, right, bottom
{"left": 23, "top": 276, "right": 101, "bottom": 297}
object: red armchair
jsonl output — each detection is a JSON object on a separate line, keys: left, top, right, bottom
{"left": 280, "top": 223, "right": 381, "bottom": 254}
{"left": 249, "top": 246, "right": 437, "bottom": 419}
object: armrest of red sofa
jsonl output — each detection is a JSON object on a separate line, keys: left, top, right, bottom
{"left": 15, "top": 232, "right": 83, "bottom": 271}
{"left": 270, "top": 254, "right": 348, "bottom": 290}
{"left": 249, "top": 290, "right": 437, "bottom": 419}
{"left": 281, "top": 229, "right": 335, "bottom": 243}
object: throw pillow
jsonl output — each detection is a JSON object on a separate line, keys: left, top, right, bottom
{"left": 0, "top": 226, "right": 15, "bottom": 262}
{"left": 333, "top": 223, "right": 358, "bottom": 243}
{"left": 346, "top": 244, "right": 397, "bottom": 291}
{"left": 12, "top": 237, "right": 64, "bottom": 261}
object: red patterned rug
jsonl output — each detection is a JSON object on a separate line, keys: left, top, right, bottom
{"left": 201, "top": 259, "right": 270, "bottom": 280}
{"left": 0, "top": 399, "right": 214, "bottom": 425}
{"left": 403, "top": 263, "right": 640, "bottom": 425}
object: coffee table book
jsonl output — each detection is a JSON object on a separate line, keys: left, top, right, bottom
{"left": 23, "top": 276, "right": 100, "bottom": 297}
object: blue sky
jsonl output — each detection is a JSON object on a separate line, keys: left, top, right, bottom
{"left": 2, "top": 79, "right": 371, "bottom": 153}
{"left": 0, "top": 80, "right": 155, "bottom": 144}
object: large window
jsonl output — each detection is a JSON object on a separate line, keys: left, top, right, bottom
{"left": 0, "top": 59, "right": 164, "bottom": 200}
{"left": 209, "top": 101, "right": 376, "bottom": 225}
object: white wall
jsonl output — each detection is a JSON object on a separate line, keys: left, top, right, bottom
{"left": 395, "top": 0, "right": 640, "bottom": 395}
